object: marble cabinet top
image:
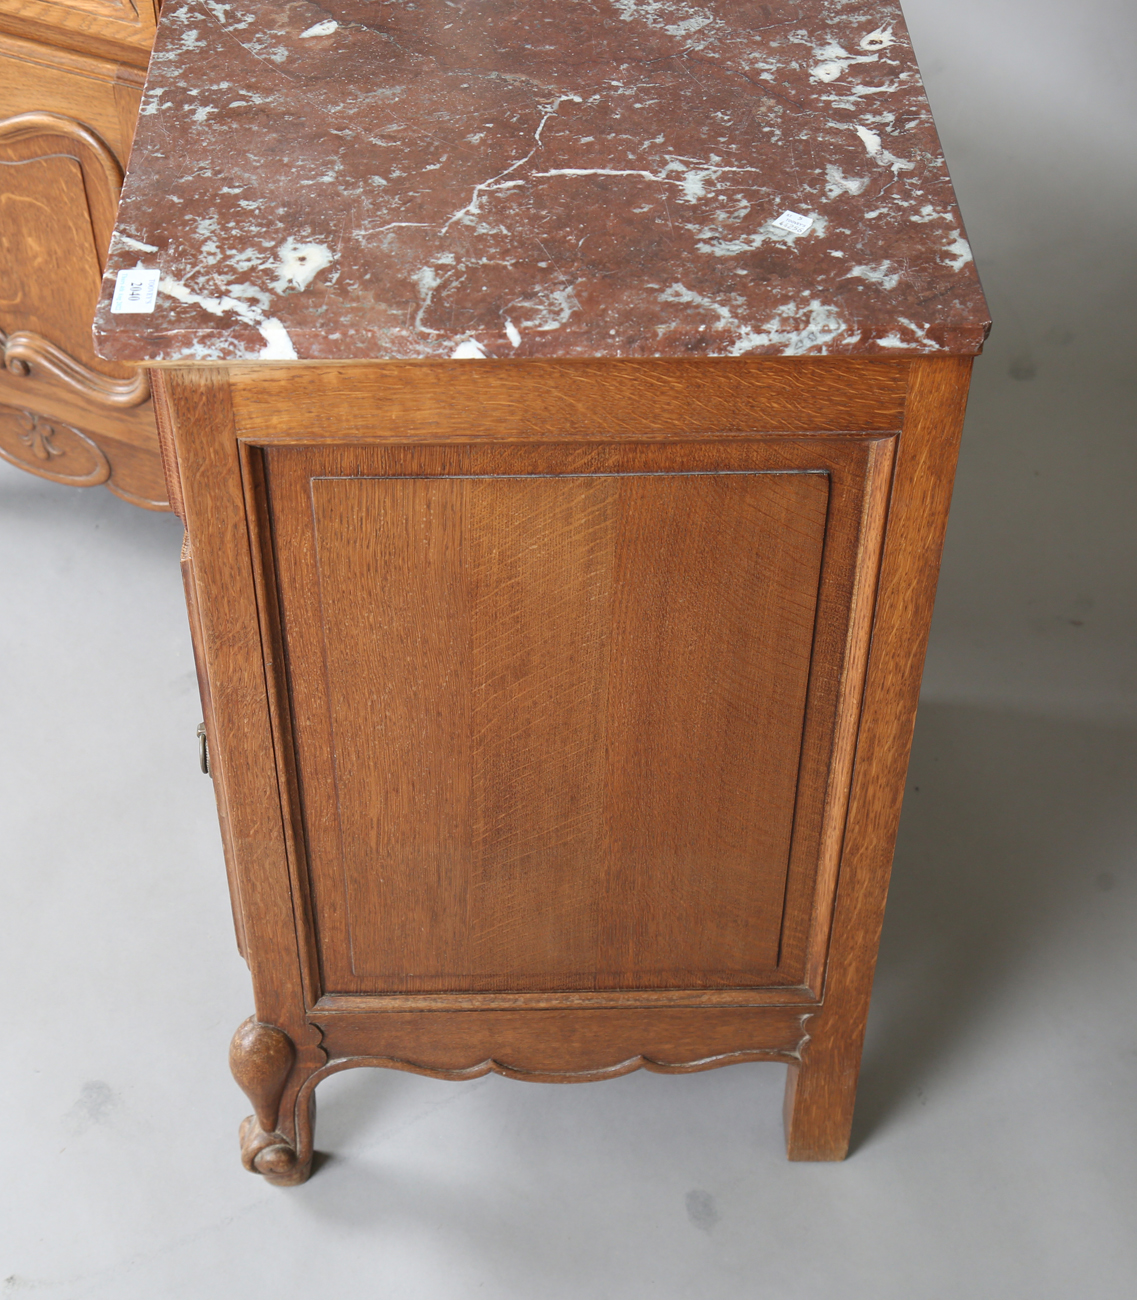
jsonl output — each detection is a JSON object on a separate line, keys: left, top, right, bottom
{"left": 94, "top": 0, "right": 990, "bottom": 364}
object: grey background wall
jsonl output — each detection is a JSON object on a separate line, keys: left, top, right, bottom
{"left": 1, "top": 2, "right": 1134, "bottom": 1296}
{"left": 906, "top": 0, "right": 1136, "bottom": 720}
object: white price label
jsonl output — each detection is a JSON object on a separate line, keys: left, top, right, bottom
{"left": 111, "top": 267, "right": 161, "bottom": 313}
{"left": 771, "top": 210, "right": 814, "bottom": 236}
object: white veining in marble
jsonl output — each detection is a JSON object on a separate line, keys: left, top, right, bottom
{"left": 95, "top": 0, "right": 989, "bottom": 362}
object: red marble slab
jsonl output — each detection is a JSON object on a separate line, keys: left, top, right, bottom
{"left": 94, "top": 0, "right": 990, "bottom": 363}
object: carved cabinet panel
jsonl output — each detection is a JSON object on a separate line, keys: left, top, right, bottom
{"left": 0, "top": 13, "right": 164, "bottom": 507}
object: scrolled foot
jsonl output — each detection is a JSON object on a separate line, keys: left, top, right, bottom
{"left": 238, "top": 1114, "right": 311, "bottom": 1186}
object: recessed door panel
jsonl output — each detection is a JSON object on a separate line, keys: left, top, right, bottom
{"left": 263, "top": 439, "right": 884, "bottom": 997}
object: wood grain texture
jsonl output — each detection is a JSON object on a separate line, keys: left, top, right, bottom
{"left": 598, "top": 471, "right": 823, "bottom": 983}
{"left": 157, "top": 350, "right": 974, "bottom": 1176}
{"left": 229, "top": 1016, "right": 294, "bottom": 1134}
{"left": 229, "top": 1018, "right": 314, "bottom": 1185}
{"left": 783, "top": 356, "right": 974, "bottom": 1160}
{"left": 2, "top": 327, "right": 148, "bottom": 406}
{"left": 311, "top": 988, "right": 817, "bottom": 1012}
{"left": 152, "top": 366, "right": 185, "bottom": 521}
{"left": 0, "top": 31, "right": 141, "bottom": 158}
{"left": 269, "top": 1003, "right": 809, "bottom": 1184}
{"left": 259, "top": 435, "right": 891, "bottom": 1004}
{"left": 238, "top": 441, "right": 324, "bottom": 1012}
{"left": 179, "top": 540, "right": 247, "bottom": 960}
{"left": 0, "top": 41, "right": 162, "bottom": 505}
{"left": 313, "top": 1006, "right": 811, "bottom": 1079}
{"left": 298, "top": 466, "right": 823, "bottom": 990}
{"left": 0, "top": 0, "right": 157, "bottom": 67}
{"left": 159, "top": 370, "right": 300, "bottom": 1011}
{"left": 0, "top": 113, "right": 124, "bottom": 358}
{"left": 157, "top": 368, "right": 328, "bottom": 1156}
{"left": 227, "top": 358, "right": 909, "bottom": 442}
{"left": 0, "top": 358, "right": 157, "bottom": 447}
{"left": 88, "top": 429, "right": 166, "bottom": 507}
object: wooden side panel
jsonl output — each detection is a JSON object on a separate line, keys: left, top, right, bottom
{"left": 291, "top": 466, "right": 827, "bottom": 992}
{"left": 597, "top": 472, "right": 826, "bottom": 982}
{"left": 255, "top": 434, "right": 892, "bottom": 1005}
{"left": 159, "top": 355, "right": 952, "bottom": 1169}
{"left": 313, "top": 475, "right": 472, "bottom": 983}
{"left": 467, "top": 474, "right": 613, "bottom": 979}
{"left": 181, "top": 540, "right": 248, "bottom": 961}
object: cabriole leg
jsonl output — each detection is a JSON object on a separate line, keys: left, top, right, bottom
{"left": 229, "top": 1017, "right": 314, "bottom": 1186}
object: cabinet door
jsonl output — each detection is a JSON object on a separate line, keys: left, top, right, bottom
{"left": 259, "top": 436, "right": 893, "bottom": 1000}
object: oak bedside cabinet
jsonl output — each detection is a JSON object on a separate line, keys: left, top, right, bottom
{"left": 94, "top": 0, "right": 989, "bottom": 1185}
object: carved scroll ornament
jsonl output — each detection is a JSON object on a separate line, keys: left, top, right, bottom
{"left": 1, "top": 329, "right": 149, "bottom": 408}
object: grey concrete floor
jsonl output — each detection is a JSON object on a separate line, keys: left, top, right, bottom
{"left": 2, "top": 1, "right": 1135, "bottom": 1295}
